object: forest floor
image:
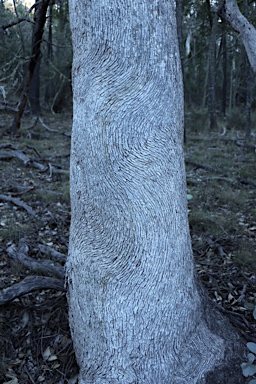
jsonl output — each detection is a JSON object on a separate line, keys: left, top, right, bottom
{"left": 0, "top": 110, "right": 256, "bottom": 383}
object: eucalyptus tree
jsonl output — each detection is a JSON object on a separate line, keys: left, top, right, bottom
{"left": 67, "top": 1, "right": 245, "bottom": 383}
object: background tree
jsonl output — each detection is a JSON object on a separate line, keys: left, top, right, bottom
{"left": 207, "top": 0, "right": 217, "bottom": 130}
{"left": 1, "top": 0, "right": 256, "bottom": 136}
{"left": 181, "top": 0, "right": 256, "bottom": 135}
{"left": 67, "top": 1, "right": 245, "bottom": 383}
{"left": 44, "top": 0, "right": 53, "bottom": 104}
{"left": 218, "top": 0, "right": 256, "bottom": 136}
{"left": 46, "top": 0, "right": 72, "bottom": 113}
{"left": 218, "top": 0, "right": 256, "bottom": 73}
{"left": 0, "top": 0, "right": 72, "bottom": 130}
{"left": 10, "top": 0, "right": 51, "bottom": 133}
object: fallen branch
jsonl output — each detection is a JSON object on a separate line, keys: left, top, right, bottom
{"left": 188, "top": 135, "right": 238, "bottom": 142}
{"left": 38, "top": 117, "right": 61, "bottom": 133}
{"left": 38, "top": 244, "right": 67, "bottom": 263}
{"left": 0, "top": 149, "right": 31, "bottom": 164}
{"left": 0, "top": 103, "right": 19, "bottom": 112}
{"left": 188, "top": 135, "right": 256, "bottom": 149}
{"left": 0, "top": 144, "right": 16, "bottom": 149}
{"left": 237, "top": 177, "right": 256, "bottom": 187}
{"left": 236, "top": 141, "right": 256, "bottom": 150}
{"left": 185, "top": 159, "right": 216, "bottom": 172}
{"left": 0, "top": 148, "right": 45, "bottom": 170}
{"left": 8, "top": 185, "right": 60, "bottom": 196}
{"left": 0, "top": 276, "right": 66, "bottom": 306}
{"left": 0, "top": 148, "right": 68, "bottom": 174}
{"left": 0, "top": 193, "right": 36, "bottom": 217}
{"left": 38, "top": 117, "right": 71, "bottom": 137}
{"left": 7, "top": 241, "right": 64, "bottom": 280}
{"left": 186, "top": 158, "right": 256, "bottom": 188}
{"left": 207, "top": 176, "right": 237, "bottom": 185}
{"left": 0, "top": 17, "right": 32, "bottom": 32}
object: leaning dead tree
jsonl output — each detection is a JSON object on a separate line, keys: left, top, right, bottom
{"left": 218, "top": 0, "right": 256, "bottom": 73}
{"left": 10, "top": 0, "right": 51, "bottom": 134}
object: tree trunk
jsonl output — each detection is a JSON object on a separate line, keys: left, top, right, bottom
{"left": 218, "top": 0, "right": 256, "bottom": 73}
{"left": 44, "top": 0, "right": 53, "bottom": 104}
{"left": 244, "top": 0, "right": 252, "bottom": 140}
{"left": 207, "top": 1, "right": 217, "bottom": 131}
{"left": 29, "top": 60, "right": 41, "bottom": 115}
{"left": 221, "top": 31, "right": 227, "bottom": 116}
{"left": 10, "top": 0, "right": 50, "bottom": 133}
{"left": 67, "top": 1, "right": 246, "bottom": 383}
{"left": 12, "top": 0, "right": 25, "bottom": 52}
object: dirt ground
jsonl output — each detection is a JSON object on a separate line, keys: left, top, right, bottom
{"left": 0, "top": 110, "right": 256, "bottom": 383}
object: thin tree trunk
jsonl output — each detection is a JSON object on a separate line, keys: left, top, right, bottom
{"left": 10, "top": 0, "right": 50, "bottom": 133}
{"left": 231, "top": 39, "right": 243, "bottom": 110}
{"left": 245, "top": 57, "right": 252, "bottom": 139}
{"left": 244, "top": 0, "right": 252, "bottom": 140}
{"left": 221, "top": 31, "right": 227, "bottom": 116}
{"left": 229, "top": 56, "right": 233, "bottom": 112}
{"left": 29, "top": 60, "right": 41, "bottom": 115}
{"left": 12, "top": 0, "right": 25, "bottom": 52}
{"left": 44, "top": 0, "right": 53, "bottom": 104}
{"left": 207, "top": 2, "right": 217, "bottom": 130}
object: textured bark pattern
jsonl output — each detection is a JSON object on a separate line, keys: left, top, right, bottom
{"left": 67, "top": 1, "right": 245, "bottom": 383}
{"left": 219, "top": 0, "right": 256, "bottom": 72}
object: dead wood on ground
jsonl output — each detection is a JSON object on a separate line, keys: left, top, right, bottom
{"left": 0, "top": 276, "right": 65, "bottom": 306}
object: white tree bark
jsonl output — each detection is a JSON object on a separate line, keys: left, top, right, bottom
{"left": 219, "top": 0, "right": 256, "bottom": 72}
{"left": 67, "top": 1, "right": 245, "bottom": 383}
